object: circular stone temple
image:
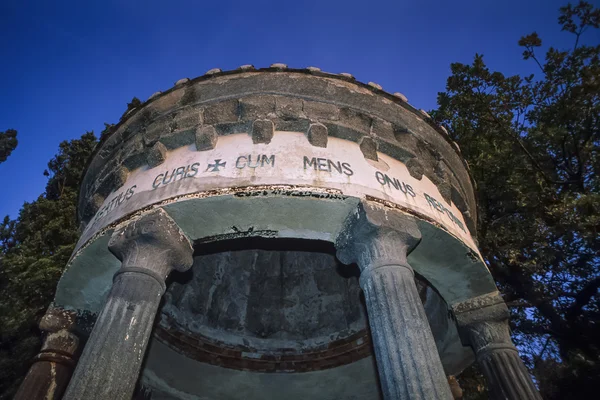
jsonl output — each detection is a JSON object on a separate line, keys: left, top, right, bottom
{"left": 17, "top": 66, "right": 541, "bottom": 400}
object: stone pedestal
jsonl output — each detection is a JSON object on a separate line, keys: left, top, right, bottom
{"left": 337, "top": 203, "right": 453, "bottom": 400}
{"left": 14, "top": 309, "right": 81, "bottom": 400}
{"left": 454, "top": 293, "right": 542, "bottom": 400}
{"left": 63, "top": 209, "right": 193, "bottom": 400}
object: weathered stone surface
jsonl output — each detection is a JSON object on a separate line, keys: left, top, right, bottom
{"left": 160, "top": 249, "right": 368, "bottom": 371}
{"left": 336, "top": 203, "right": 453, "bottom": 400}
{"left": 371, "top": 118, "right": 395, "bottom": 141}
{"left": 147, "top": 142, "right": 167, "bottom": 168}
{"left": 307, "top": 123, "right": 328, "bottom": 148}
{"left": 275, "top": 97, "right": 304, "bottom": 119}
{"left": 121, "top": 138, "right": 147, "bottom": 170}
{"left": 303, "top": 100, "right": 340, "bottom": 121}
{"left": 63, "top": 209, "right": 193, "bottom": 400}
{"left": 203, "top": 99, "right": 239, "bottom": 124}
{"left": 143, "top": 117, "right": 171, "bottom": 147}
{"left": 359, "top": 136, "right": 378, "bottom": 161}
{"left": 240, "top": 95, "right": 276, "bottom": 119}
{"left": 341, "top": 107, "right": 372, "bottom": 133}
{"left": 252, "top": 119, "right": 274, "bottom": 144}
{"left": 173, "top": 106, "right": 203, "bottom": 131}
{"left": 96, "top": 166, "right": 129, "bottom": 197}
{"left": 406, "top": 157, "right": 424, "bottom": 180}
{"left": 79, "top": 71, "right": 478, "bottom": 237}
{"left": 195, "top": 125, "right": 218, "bottom": 151}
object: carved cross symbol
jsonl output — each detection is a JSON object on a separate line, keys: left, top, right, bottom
{"left": 206, "top": 159, "right": 226, "bottom": 172}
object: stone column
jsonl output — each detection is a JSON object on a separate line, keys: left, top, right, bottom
{"left": 63, "top": 209, "right": 193, "bottom": 400}
{"left": 336, "top": 203, "right": 453, "bottom": 400}
{"left": 14, "top": 308, "right": 84, "bottom": 400}
{"left": 453, "top": 293, "right": 542, "bottom": 400}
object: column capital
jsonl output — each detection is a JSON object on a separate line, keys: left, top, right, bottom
{"left": 452, "top": 292, "right": 513, "bottom": 354}
{"left": 108, "top": 208, "right": 194, "bottom": 287}
{"left": 453, "top": 293, "right": 542, "bottom": 399}
{"left": 335, "top": 202, "right": 421, "bottom": 272}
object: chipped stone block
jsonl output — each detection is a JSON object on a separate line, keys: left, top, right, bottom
{"left": 252, "top": 119, "right": 274, "bottom": 144}
{"left": 303, "top": 101, "right": 339, "bottom": 121}
{"left": 173, "top": 107, "right": 203, "bottom": 131}
{"left": 238, "top": 64, "right": 255, "bottom": 70}
{"left": 180, "top": 86, "right": 197, "bottom": 106}
{"left": 195, "top": 125, "right": 218, "bottom": 151}
{"left": 306, "top": 66, "right": 321, "bottom": 72}
{"left": 406, "top": 158, "right": 424, "bottom": 180}
{"left": 160, "top": 129, "right": 195, "bottom": 149}
{"left": 371, "top": 118, "right": 395, "bottom": 141}
{"left": 240, "top": 95, "right": 276, "bottom": 119}
{"left": 175, "top": 78, "right": 190, "bottom": 86}
{"left": 151, "top": 91, "right": 183, "bottom": 113}
{"left": 307, "top": 123, "right": 328, "bottom": 148}
{"left": 97, "top": 167, "right": 129, "bottom": 197}
{"left": 270, "top": 63, "right": 287, "bottom": 69}
{"left": 359, "top": 136, "right": 378, "bottom": 161}
{"left": 368, "top": 82, "right": 382, "bottom": 90}
{"left": 274, "top": 118, "right": 309, "bottom": 133}
{"left": 341, "top": 108, "right": 372, "bottom": 133}
{"left": 339, "top": 72, "right": 354, "bottom": 79}
{"left": 147, "top": 142, "right": 168, "bottom": 168}
{"left": 434, "top": 161, "right": 452, "bottom": 203}
{"left": 203, "top": 100, "right": 239, "bottom": 125}
{"left": 276, "top": 97, "right": 303, "bottom": 119}
{"left": 144, "top": 117, "right": 173, "bottom": 147}
{"left": 205, "top": 68, "right": 222, "bottom": 75}
{"left": 122, "top": 139, "right": 147, "bottom": 170}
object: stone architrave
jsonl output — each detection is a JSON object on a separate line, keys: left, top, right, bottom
{"left": 336, "top": 203, "right": 453, "bottom": 400}
{"left": 63, "top": 208, "right": 193, "bottom": 400}
{"left": 453, "top": 293, "right": 542, "bottom": 400}
{"left": 14, "top": 309, "right": 82, "bottom": 400}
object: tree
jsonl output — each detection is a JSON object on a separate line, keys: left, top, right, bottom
{"left": 432, "top": 2, "right": 599, "bottom": 398}
{"left": 0, "top": 129, "right": 18, "bottom": 164}
{"left": 0, "top": 132, "right": 98, "bottom": 399}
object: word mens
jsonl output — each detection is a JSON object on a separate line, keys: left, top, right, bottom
{"left": 303, "top": 156, "right": 353, "bottom": 176}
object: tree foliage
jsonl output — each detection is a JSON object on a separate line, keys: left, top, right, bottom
{"left": 0, "top": 129, "right": 18, "bottom": 164}
{"left": 0, "top": 132, "right": 98, "bottom": 399}
{"left": 432, "top": 2, "right": 600, "bottom": 398}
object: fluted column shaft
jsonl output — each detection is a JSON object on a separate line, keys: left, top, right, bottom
{"left": 360, "top": 264, "right": 453, "bottom": 399}
{"left": 63, "top": 209, "right": 193, "bottom": 400}
{"left": 454, "top": 294, "right": 542, "bottom": 400}
{"left": 14, "top": 309, "right": 82, "bottom": 400}
{"left": 337, "top": 203, "right": 453, "bottom": 400}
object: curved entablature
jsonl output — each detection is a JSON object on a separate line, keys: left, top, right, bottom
{"left": 77, "top": 65, "right": 477, "bottom": 240}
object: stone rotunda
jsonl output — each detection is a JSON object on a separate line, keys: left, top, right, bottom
{"left": 16, "top": 65, "right": 541, "bottom": 400}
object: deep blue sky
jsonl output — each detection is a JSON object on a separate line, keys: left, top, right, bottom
{"left": 0, "top": 0, "right": 588, "bottom": 219}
